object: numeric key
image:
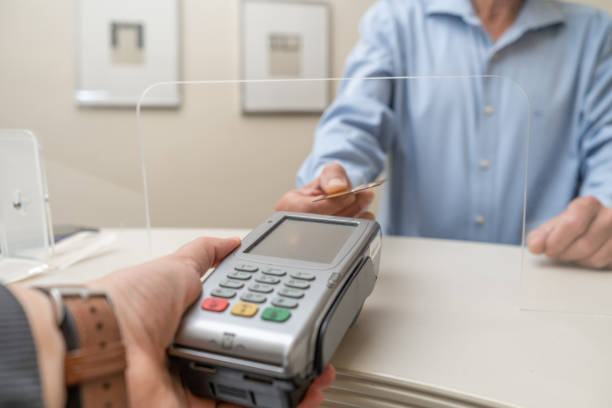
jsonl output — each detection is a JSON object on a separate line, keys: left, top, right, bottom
{"left": 228, "top": 271, "right": 252, "bottom": 280}
{"left": 272, "top": 297, "right": 298, "bottom": 309}
{"left": 285, "top": 279, "right": 310, "bottom": 290}
{"left": 241, "top": 292, "right": 267, "bottom": 304}
{"left": 290, "top": 271, "right": 315, "bottom": 281}
{"left": 278, "top": 288, "right": 304, "bottom": 299}
{"left": 234, "top": 264, "right": 258, "bottom": 273}
{"left": 255, "top": 275, "right": 280, "bottom": 285}
{"left": 220, "top": 279, "right": 244, "bottom": 289}
{"left": 211, "top": 288, "right": 236, "bottom": 298}
{"left": 249, "top": 283, "right": 274, "bottom": 294}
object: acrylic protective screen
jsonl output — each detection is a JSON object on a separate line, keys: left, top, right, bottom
{"left": 247, "top": 218, "right": 356, "bottom": 264}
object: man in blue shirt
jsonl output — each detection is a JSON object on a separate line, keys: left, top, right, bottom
{"left": 275, "top": 0, "right": 612, "bottom": 269}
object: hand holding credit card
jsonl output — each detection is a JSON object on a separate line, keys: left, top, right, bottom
{"left": 312, "top": 179, "right": 386, "bottom": 202}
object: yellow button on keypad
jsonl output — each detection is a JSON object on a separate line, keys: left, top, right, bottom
{"left": 231, "top": 302, "right": 259, "bottom": 317}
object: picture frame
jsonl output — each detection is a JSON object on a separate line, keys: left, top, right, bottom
{"left": 241, "top": 0, "right": 331, "bottom": 113}
{"left": 74, "top": 0, "right": 180, "bottom": 108}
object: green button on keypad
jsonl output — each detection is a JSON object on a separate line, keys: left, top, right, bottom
{"left": 261, "top": 307, "right": 291, "bottom": 322}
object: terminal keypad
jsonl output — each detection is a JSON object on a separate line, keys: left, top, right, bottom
{"left": 206, "top": 263, "right": 318, "bottom": 321}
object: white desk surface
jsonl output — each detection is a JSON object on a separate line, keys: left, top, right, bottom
{"left": 25, "top": 229, "right": 612, "bottom": 407}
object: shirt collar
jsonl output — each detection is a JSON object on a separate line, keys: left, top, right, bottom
{"left": 424, "top": 0, "right": 477, "bottom": 22}
{"left": 516, "top": 0, "right": 565, "bottom": 31}
{"left": 424, "top": 0, "right": 565, "bottom": 31}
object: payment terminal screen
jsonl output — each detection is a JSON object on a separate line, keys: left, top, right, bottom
{"left": 247, "top": 218, "right": 356, "bottom": 263}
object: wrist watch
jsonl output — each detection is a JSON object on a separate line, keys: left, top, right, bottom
{"left": 38, "top": 287, "right": 128, "bottom": 408}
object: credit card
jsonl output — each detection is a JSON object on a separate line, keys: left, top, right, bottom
{"left": 312, "top": 179, "right": 386, "bottom": 202}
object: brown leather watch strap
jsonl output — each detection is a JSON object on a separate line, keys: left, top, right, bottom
{"left": 64, "top": 296, "right": 128, "bottom": 407}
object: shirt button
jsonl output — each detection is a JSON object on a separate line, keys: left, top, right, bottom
{"left": 480, "top": 159, "right": 490, "bottom": 170}
{"left": 475, "top": 215, "right": 486, "bottom": 226}
{"left": 484, "top": 105, "right": 495, "bottom": 116}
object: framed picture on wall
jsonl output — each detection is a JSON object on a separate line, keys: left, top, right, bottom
{"left": 241, "top": 0, "right": 331, "bottom": 113}
{"left": 74, "top": 0, "right": 180, "bottom": 107}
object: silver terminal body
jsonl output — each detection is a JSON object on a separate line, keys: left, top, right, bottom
{"left": 170, "top": 212, "right": 381, "bottom": 407}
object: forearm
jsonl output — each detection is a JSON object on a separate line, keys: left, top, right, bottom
{"left": 298, "top": 114, "right": 390, "bottom": 188}
{"left": 8, "top": 285, "right": 65, "bottom": 408}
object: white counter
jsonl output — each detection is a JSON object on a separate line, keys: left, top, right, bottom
{"left": 24, "top": 229, "right": 612, "bottom": 407}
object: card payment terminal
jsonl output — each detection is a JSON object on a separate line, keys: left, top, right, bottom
{"left": 169, "top": 212, "right": 381, "bottom": 407}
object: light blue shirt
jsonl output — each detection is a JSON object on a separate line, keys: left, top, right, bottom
{"left": 297, "top": 0, "right": 612, "bottom": 244}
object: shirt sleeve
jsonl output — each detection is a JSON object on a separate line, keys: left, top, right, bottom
{"left": 0, "top": 285, "right": 44, "bottom": 408}
{"left": 578, "top": 11, "right": 612, "bottom": 208}
{"left": 296, "top": 0, "right": 399, "bottom": 187}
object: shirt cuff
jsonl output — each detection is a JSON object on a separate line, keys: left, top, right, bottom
{"left": 312, "top": 162, "right": 370, "bottom": 189}
{"left": 0, "top": 285, "right": 44, "bottom": 408}
{"left": 580, "top": 190, "right": 612, "bottom": 208}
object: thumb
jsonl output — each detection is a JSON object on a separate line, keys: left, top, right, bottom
{"left": 320, "top": 163, "right": 351, "bottom": 195}
{"left": 174, "top": 237, "right": 241, "bottom": 307}
{"left": 175, "top": 237, "right": 242, "bottom": 275}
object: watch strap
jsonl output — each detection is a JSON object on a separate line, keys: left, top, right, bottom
{"left": 60, "top": 308, "right": 81, "bottom": 408}
{"left": 63, "top": 295, "right": 128, "bottom": 407}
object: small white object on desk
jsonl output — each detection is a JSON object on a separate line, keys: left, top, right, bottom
{"left": 49, "top": 231, "right": 118, "bottom": 271}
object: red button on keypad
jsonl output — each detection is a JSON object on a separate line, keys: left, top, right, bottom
{"left": 201, "top": 297, "right": 229, "bottom": 312}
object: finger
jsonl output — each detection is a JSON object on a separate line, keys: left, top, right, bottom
{"left": 297, "top": 387, "right": 323, "bottom": 408}
{"left": 309, "top": 194, "right": 357, "bottom": 215}
{"left": 358, "top": 211, "right": 376, "bottom": 220}
{"left": 311, "top": 365, "right": 336, "bottom": 389}
{"left": 275, "top": 184, "right": 357, "bottom": 215}
{"left": 278, "top": 189, "right": 357, "bottom": 215}
{"left": 319, "top": 163, "right": 351, "bottom": 195}
{"left": 560, "top": 208, "right": 612, "bottom": 262}
{"left": 578, "top": 235, "right": 612, "bottom": 270}
{"left": 545, "top": 197, "right": 600, "bottom": 258}
{"left": 297, "top": 365, "right": 336, "bottom": 408}
{"left": 334, "top": 190, "right": 374, "bottom": 218}
{"left": 527, "top": 216, "right": 559, "bottom": 254}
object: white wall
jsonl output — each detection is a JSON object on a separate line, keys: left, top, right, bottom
{"left": 0, "top": 0, "right": 378, "bottom": 229}
{"left": 569, "top": 0, "right": 611, "bottom": 11}
{"left": 1, "top": 0, "right": 610, "bottom": 229}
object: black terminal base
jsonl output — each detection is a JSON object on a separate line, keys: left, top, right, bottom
{"left": 173, "top": 359, "right": 310, "bottom": 408}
